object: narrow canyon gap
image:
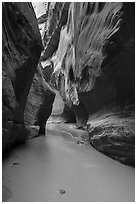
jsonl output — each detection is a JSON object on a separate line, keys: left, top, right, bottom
{"left": 2, "top": 2, "right": 135, "bottom": 202}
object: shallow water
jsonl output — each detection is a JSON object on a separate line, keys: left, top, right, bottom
{"left": 2, "top": 123, "right": 135, "bottom": 202}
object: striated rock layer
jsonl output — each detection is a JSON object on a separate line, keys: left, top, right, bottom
{"left": 2, "top": 3, "right": 42, "bottom": 152}
{"left": 50, "top": 2, "right": 124, "bottom": 125}
{"left": 40, "top": 2, "right": 135, "bottom": 166}
{"left": 40, "top": 2, "right": 70, "bottom": 61}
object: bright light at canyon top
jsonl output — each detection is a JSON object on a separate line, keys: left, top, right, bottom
{"left": 32, "top": 2, "right": 47, "bottom": 18}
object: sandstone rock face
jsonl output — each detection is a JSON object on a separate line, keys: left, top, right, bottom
{"left": 24, "top": 63, "right": 55, "bottom": 130}
{"left": 32, "top": 2, "right": 70, "bottom": 61}
{"left": 88, "top": 111, "right": 135, "bottom": 166}
{"left": 2, "top": 3, "right": 42, "bottom": 152}
{"left": 41, "top": 2, "right": 70, "bottom": 61}
{"left": 44, "top": 3, "right": 134, "bottom": 166}
{"left": 79, "top": 3, "right": 135, "bottom": 166}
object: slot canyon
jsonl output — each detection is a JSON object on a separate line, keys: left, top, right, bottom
{"left": 2, "top": 2, "right": 135, "bottom": 202}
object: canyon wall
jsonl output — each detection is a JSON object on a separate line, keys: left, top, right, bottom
{"left": 40, "top": 2, "right": 134, "bottom": 166}
{"left": 2, "top": 3, "right": 53, "bottom": 152}
{"left": 24, "top": 63, "right": 55, "bottom": 136}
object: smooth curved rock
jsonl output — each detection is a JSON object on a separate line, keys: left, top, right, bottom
{"left": 79, "top": 3, "right": 135, "bottom": 166}
{"left": 2, "top": 2, "right": 42, "bottom": 152}
{"left": 88, "top": 111, "right": 135, "bottom": 166}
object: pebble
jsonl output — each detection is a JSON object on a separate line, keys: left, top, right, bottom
{"left": 60, "top": 189, "right": 66, "bottom": 194}
{"left": 13, "top": 162, "right": 20, "bottom": 165}
{"left": 77, "top": 140, "right": 84, "bottom": 144}
{"left": 11, "top": 162, "right": 20, "bottom": 167}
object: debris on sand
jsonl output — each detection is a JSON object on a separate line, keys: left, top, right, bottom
{"left": 60, "top": 189, "right": 66, "bottom": 195}
{"left": 11, "top": 162, "right": 20, "bottom": 167}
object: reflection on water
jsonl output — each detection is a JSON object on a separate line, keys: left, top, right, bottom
{"left": 2, "top": 123, "right": 135, "bottom": 202}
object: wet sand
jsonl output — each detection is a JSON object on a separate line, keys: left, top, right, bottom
{"left": 2, "top": 123, "right": 135, "bottom": 202}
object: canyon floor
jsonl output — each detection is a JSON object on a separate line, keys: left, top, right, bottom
{"left": 2, "top": 92, "right": 135, "bottom": 202}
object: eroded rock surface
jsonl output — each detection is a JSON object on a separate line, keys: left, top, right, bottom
{"left": 49, "top": 3, "right": 124, "bottom": 126}
{"left": 38, "top": 2, "right": 135, "bottom": 166}
{"left": 2, "top": 2, "right": 42, "bottom": 151}
{"left": 34, "top": 2, "right": 70, "bottom": 61}
{"left": 31, "top": 3, "right": 135, "bottom": 166}
{"left": 88, "top": 111, "right": 135, "bottom": 166}
{"left": 24, "top": 63, "right": 55, "bottom": 135}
